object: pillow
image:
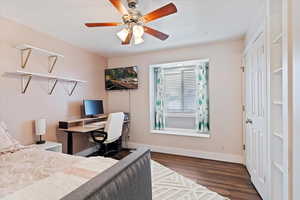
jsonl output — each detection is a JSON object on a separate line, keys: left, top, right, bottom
{"left": 0, "top": 121, "right": 8, "bottom": 132}
{"left": 0, "top": 126, "right": 15, "bottom": 151}
{"left": 0, "top": 122, "right": 22, "bottom": 154}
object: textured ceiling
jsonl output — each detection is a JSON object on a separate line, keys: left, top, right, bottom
{"left": 0, "top": 0, "right": 263, "bottom": 57}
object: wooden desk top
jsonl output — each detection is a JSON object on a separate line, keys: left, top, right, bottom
{"left": 59, "top": 126, "right": 103, "bottom": 133}
{"left": 59, "top": 120, "right": 129, "bottom": 133}
{"left": 60, "top": 115, "right": 108, "bottom": 124}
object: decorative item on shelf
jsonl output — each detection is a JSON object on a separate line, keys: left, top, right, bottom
{"left": 35, "top": 119, "right": 46, "bottom": 144}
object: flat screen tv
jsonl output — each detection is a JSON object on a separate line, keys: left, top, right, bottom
{"left": 105, "top": 66, "right": 138, "bottom": 90}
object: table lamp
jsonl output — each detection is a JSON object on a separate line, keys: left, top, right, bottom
{"left": 35, "top": 119, "right": 46, "bottom": 144}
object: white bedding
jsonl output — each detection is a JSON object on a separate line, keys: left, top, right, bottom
{"left": 0, "top": 148, "right": 118, "bottom": 199}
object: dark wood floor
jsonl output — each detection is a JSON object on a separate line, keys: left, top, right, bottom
{"left": 115, "top": 151, "right": 262, "bottom": 200}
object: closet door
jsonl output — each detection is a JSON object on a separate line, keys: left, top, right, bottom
{"left": 245, "top": 32, "right": 268, "bottom": 199}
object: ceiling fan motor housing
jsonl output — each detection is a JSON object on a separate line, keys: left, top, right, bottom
{"left": 127, "top": 0, "right": 138, "bottom": 8}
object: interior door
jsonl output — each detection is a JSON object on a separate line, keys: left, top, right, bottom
{"left": 244, "top": 32, "right": 268, "bottom": 199}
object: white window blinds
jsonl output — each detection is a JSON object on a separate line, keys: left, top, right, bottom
{"left": 164, "top": 66, "right": 196, "bottom": 113}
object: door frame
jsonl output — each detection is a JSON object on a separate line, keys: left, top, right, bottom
{"left": 292, "top": 0, "right": 300, "bottom": 198}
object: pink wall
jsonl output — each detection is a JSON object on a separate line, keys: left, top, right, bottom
{"left": 108, "top": 39, "right": 244, "bottom": 162}
{"left": 0, "top": 17, "right": 244, "bottom": 160}
{"left": 0, "top": 17, "right": 107, "bottom": 153}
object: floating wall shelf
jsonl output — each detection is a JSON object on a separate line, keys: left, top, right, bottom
{"left": 272, "top": 67, "right": 283, "bottom": 74}
{"left": 16, "top": 44, "right": 64, "bottom": 73}
{"left": 7, "top": 70, "right": 87, "bottom": 96}
{"left": 273, "top": 132, "right": 284, "bottom": 140}
{"left": 273, "top": 100, "right": 283, "bottom": 105}
{"left": 273, "top": 161, "right": 284, "bottom": 173}
{"left": 272, "top": 33, "right": 283, "bottom": 44}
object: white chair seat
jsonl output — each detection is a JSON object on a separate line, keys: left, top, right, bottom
{"left": 89, "top": 112, "right": 124, "bottom": 147}
{"left": 103, "top": 137, "right": 118, "bottom": 144}
{"left": 89, "top": 136, "right": 118, "bottom": 144}
{"left": 89, "top": 136, "right": 118, "bottom": 143}
{"left": 89, "top": 135, "right": 105, "bottom": 141}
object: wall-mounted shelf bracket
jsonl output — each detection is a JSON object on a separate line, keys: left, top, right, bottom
{"left": 49, "top": 79, "right": 58, "bottom": 95}
{"left": 49, "top": 56, "right": 58, "bottom": 73}
{"left": 21, "top": 74, "right": 33, "bottom": 94}
{"left": 6, "top": 70, "right": 86, "bottom": 96}
{"left": 21, "top": 48, "right": 32, "bottom": 69}
{"left": 68, "top": 81, "right": 78, "bottom": 96}
{"left": 16, "top": 44, "right": 64, "bottom": 72}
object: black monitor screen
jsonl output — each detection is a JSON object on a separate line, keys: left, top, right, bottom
{"left": 83, "top": 100, "right": 104, "bottom": 117}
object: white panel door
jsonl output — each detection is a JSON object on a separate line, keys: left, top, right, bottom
{"left": 245, "top": 32, "right": 268, "bottom": 199}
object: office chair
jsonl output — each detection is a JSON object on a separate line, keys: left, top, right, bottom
{"left": 90, "top": 112, "right": 125, "bottom": 157}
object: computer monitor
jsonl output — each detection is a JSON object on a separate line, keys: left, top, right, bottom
{"left": 83, "top": 100, "right": 104, "bottom": 117}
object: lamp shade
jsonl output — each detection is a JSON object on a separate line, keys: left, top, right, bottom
{"left": 35, "top": 119, "right": 46, "bottom": 136}
{"left": 117, "top": 28, "right": 129, "bottom": 42}
{"left": 133, "top": 25, "right": 144, "bottom": 38}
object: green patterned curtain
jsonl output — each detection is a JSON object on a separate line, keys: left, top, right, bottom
{"left": 195, "top": 62, "right": 209, "bottom": 132}
{"left": 154, "top": 67, "right": 166, "bottom": 130}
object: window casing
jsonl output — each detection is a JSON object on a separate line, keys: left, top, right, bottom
{"left": 150, "top": 59, "right": 210, "bottom": 137}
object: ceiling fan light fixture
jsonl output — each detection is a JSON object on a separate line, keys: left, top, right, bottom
{"left": 85, "top": 0, "right": 177, "bottom": 46}
{"left": 117, "top": 28, "right": 129, "bottom": 42}
{"left": 133, "top": 24, "right": 144, "bottom": 38}
{"left": 134, "top": 36, "right": 144, "bottom": 45}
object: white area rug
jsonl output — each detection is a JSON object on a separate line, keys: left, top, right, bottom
{"left": 151, "top": 161, "right": 230, "bottom": 200}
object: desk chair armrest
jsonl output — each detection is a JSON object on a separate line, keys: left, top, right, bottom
{"left": 91, "top": 131, "right": 108, "bottom": 144}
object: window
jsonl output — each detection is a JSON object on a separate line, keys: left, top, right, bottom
{"left": 164, "top": 67, "right": 196, "bottom": 113}
{"left": 150, "top": 59, "right": 210, "bottom": 137}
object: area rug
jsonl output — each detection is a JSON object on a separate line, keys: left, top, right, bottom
{"left": 151, "top": 161, "right": 230, "bottom": 200}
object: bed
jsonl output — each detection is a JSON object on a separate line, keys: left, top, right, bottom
{"left": 0, "top": 122, "right": 152, "bottom": 200}
{"left": 0, "top": 121, "right": 229, "bottom": 200}
{"left": 0, "top": 146, "right": 152, "bottom": 200}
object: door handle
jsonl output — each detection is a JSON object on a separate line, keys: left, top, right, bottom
{"left": 246, "top": 119, "right": 253, "bottom": 124}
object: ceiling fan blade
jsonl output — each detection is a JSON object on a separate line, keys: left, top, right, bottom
{"left": 85, "top": 22, "right": 122, "bottom": 27}
{"left": 141, "top": 3, "right": 177, "bottom": 23}
{"left": 122, "top": 31, "right": 133, "bottom": 45}
{"left": 144, "top": 26, "right": 169, "bottom": 41}
{"left": 109, "top": 0, "right": 129, "bottom": 15}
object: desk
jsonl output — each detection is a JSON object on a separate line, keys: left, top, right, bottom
{"left": 58, "top": 116, "right": 129, "bottom": 155}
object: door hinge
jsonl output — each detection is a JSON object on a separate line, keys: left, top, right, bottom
{"left": 241, "top": 66, "right": 245, "bottom": 72}
{"left": 242, "top": 105, "right": 246, "bottom": 112}
{"left": 243, "top": 144, "right": 246, "bottom": 151}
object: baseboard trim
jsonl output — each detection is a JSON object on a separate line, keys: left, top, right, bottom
{"left": 74, "top": 146, "right": 98, "bottom": 157}
{"left": 126, "top": 142, "right": 244, "bottom": 164}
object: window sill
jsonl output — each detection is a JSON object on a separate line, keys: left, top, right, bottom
{"left": 150, "top": 129, "right": 210, "bottom": 138}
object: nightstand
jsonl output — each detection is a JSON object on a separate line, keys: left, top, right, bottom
{"left": 29, "top": 141, "right": 62, "bottom": 153}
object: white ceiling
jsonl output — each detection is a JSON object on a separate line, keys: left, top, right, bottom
{"left": 0, "top": 0, "right": 263, "bottom": 57}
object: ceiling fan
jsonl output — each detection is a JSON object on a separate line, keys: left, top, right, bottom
{"left": 85, "top": 0, "right": 178, "bottom": 45}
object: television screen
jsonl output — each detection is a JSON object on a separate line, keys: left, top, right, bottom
{"left": 105, "top": 66, "right": 138, "bottom": 90}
